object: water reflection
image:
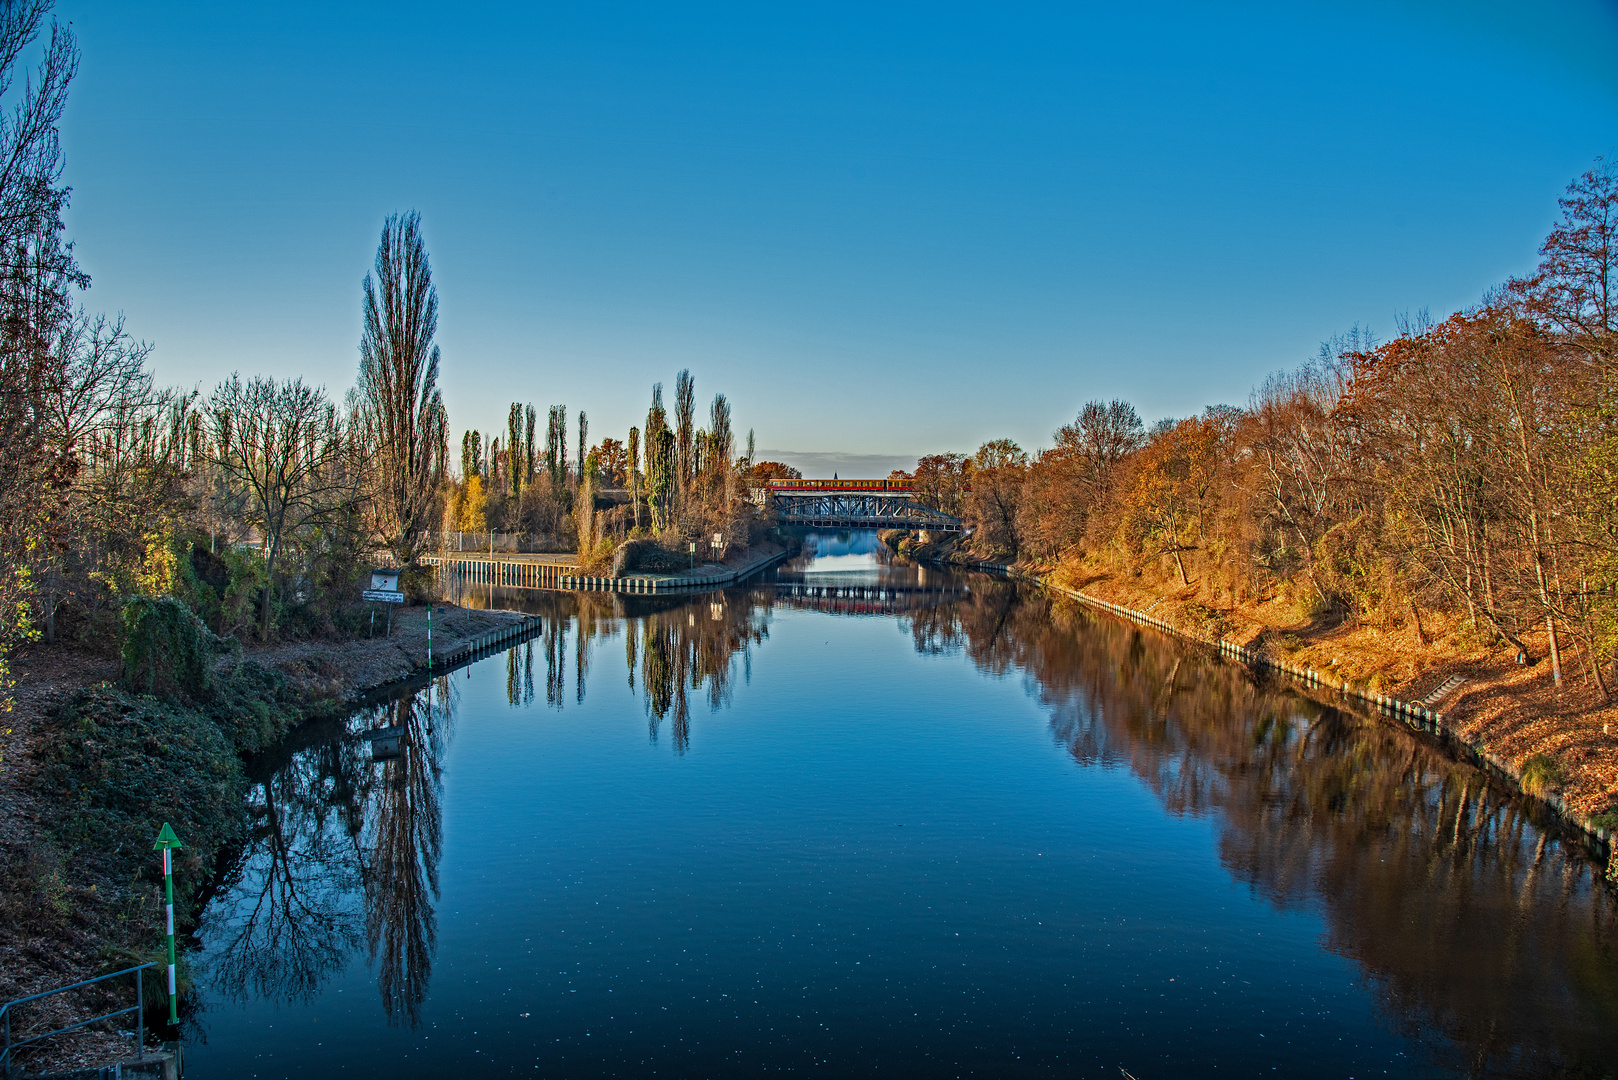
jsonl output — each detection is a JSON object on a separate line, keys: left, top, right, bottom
{"left": 923, "top": 580, "right": 1618, "bottom": 1076}
{"left": 204, "top": 678, "right": 455, "bottom": 1029}
{"left": 495, "top": 589, "right": 773, "bottom": 752}
{"left": 363, "top": 686, "right": 448, "bottom": 1028}
{"left": 203, "top": 536, "right": 1618, "bottom": 1073}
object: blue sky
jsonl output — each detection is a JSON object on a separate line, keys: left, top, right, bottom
{"left": 54, "top": 1, "right": 1618, "bottom": 475}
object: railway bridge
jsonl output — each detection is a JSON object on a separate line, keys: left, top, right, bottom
{"left": 752, "top": 479, "right": 963, "bottom": 533}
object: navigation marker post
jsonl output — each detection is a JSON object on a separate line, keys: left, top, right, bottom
{"left": 153, "top": 823, "right": 183, "bottom": 1023}
{"left": 427, "top": 604, "right": 432, "bottom": 670}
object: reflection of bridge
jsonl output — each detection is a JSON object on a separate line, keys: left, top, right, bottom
{"left": 770, "top": 578, "right": 968, "bottom": 615}
{"left": 752, "top": 479, "right": 964, "bottom": 533}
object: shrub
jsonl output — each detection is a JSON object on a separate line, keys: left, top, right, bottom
{"left": 208, "top": 660, "right": 307, "bottom": 755}
{"left": 119, "top": 595, "right": 232, "bottom": 702}
{"left": 37, "top": 686, "right": 248, "bottom": 916}
{"left": 611, "top": 538, "right": 690, "bottom": 575}
{"left": 1520, "top": 753, "right": 1567, "bottom": 798}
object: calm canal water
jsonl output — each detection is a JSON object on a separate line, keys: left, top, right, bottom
{"left": 188, "top": 532, "right": 1618, "bottom": 1077}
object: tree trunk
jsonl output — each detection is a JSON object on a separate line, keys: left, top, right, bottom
{"left": 1546, "top": 614, "right": 1563, "bottom": 687}
{"left": 261, "top": 546, "right": 277, "bottom": 642}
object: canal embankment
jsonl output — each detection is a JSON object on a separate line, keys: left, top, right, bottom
{"left": 562, "top": 541, "right": 791, "bottom": 592}
{"left": 885, "top": 533, "right": 1618, "bottom": 870}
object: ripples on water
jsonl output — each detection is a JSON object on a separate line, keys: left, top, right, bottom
{"left": 190, "top": 532, "right": 1618, "bottom": 1077}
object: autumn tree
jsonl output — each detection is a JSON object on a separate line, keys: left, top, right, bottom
{"left": 1241, "top": 342, "right": 1361, "bottom": 609}
{"left": 1121, "top": 416, "right": 1221, "bottom": 585}
{"left": 964, "top": 439, "right": 1027, "bottom": 558}
{"left": 912, "top": 453, "right": 972, "bottom": 517}
{"left": 594, "top": 437, "right": 628, "bottom": 486}
{"left": 1017, "top": 400, "right": 1146, "bottom": 561}
{"left": 748, "top": 460, "right": 801, "bottom": 481}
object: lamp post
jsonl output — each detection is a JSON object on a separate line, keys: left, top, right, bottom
{"left": 153, "top": 823, "right": 183, "bottom": 1024}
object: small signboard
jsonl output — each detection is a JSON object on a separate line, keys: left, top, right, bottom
{"left": 365, "top": 568, "right": 405, "bottom": 604}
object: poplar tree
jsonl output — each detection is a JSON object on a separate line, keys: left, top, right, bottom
{"left": 546, "top": 405, "right": 567, "bottom": 485}
{"left": 645, "top": 383, "right": 670, "bottom": 529}
{"left": 357, "top": 211, "right": 447, "bottom": 565}
{"left": 507, "top": 402, "right": 524, "bottom": 499}
{"left": 628, "top": 425, "right": 641, "bottom": 528}
{"left": 647, "top": 427, "right": 676, "bottom": 533}
{"left": 709, "top": 394, "right": 733, "bottom": 477}
{"left": 524, "top": 404, "right": 536, "bottom": 486}
{"left": 577, "top": 410, "right": 588, "bottom": 485}
{"left": 674, "top": 369, "right": 695, "bottom": 495}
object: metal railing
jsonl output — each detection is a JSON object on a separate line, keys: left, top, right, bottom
{"left": 1, "top": 962, "right": 156, "bottom": 1074}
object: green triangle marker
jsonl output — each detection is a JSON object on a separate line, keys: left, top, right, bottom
{"left": 154, "top": 822, "right": 182, "bottom": 1022}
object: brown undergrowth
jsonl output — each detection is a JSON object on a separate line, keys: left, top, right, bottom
{"left": 1029, "top": 552, "right": 1618, "bottom": 820}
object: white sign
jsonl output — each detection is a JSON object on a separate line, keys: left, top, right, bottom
{"left": 363, "top": 589, "right": 405, "bottom": 604}
{"left": 369, "top": 569, "right": 401, "bottom": 592}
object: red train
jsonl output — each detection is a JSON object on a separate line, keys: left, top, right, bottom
{"left": 765, "top": 478, "right": 915, "bottom": 493}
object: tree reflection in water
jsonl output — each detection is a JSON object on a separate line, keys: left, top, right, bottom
{"left": 203, "top": 676, "right": 456, "bottom": 1029}
{"left": 920, "top": 577, "right": 1618, "bottom": 1076}
{"left": 504, "top": 589, "right": 769, "bottom": 753}
{"left": 363, "top": 680, "right": 450, "bottom": 1027}
{"left": 203, "top": 726, "right": 368, "bottom": 1007}
{"left": 205, "top": 572, "right": 1618, "bottom": 1070}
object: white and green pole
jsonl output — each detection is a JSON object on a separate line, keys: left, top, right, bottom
{"left": 427, "top": 604, "right": 433, "bottom": 670}
{"left": 154, "top": 823, "right": 182, "bottom": 1023}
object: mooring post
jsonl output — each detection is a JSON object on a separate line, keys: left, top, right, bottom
{"left": 153, "top": 823, "right": 183, "bottom": 1024}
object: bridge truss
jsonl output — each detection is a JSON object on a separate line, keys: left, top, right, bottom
{"left": 764, "top": 490, "right": 963, "bottom": 532}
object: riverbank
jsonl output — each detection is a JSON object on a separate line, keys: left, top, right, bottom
{"left": 885, "top": 532, "right": 1618, "bottom": 863}
{"left": 0, "top": 601, "right": 528, "bottom": 1075}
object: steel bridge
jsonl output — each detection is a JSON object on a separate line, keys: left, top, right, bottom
{"left": 752, "top": 479, "right": 963, "bottom": 533}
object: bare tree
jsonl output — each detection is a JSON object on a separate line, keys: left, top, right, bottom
{"left": 1056, "top": 399, "right": 1146, "bottom": 485}
{"left": 0, "top": 0, "right": 84, "bottom": 701}
{"left": 1523, "top": 159, "right": 1617, "bottom": 373}
{"left": 358, "top": 212, "right": 447, "bottom": 565}
{"left": 206, "top": 375, "right": 355, "bottom": 640}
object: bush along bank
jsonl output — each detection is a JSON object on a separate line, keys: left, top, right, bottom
{"left": 881, "top": 531, "right": 1618, "bottom": 880}
{"left": 31, "top": 597, "right": 344, "bottom": 1006}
